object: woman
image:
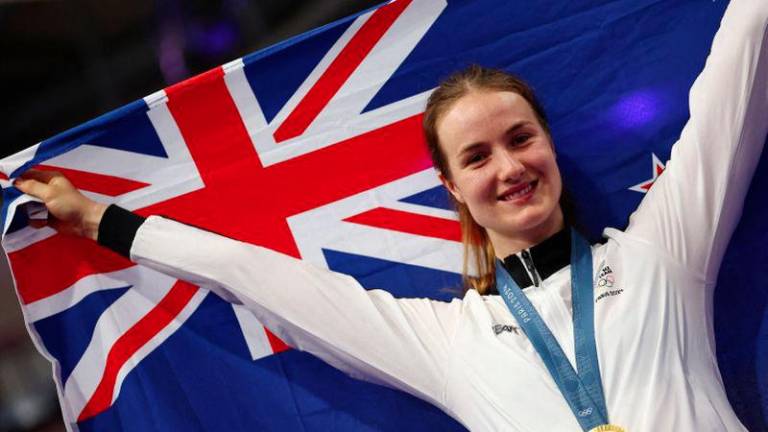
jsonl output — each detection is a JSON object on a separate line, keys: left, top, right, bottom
{"left": 14, "top": 0, "right": 768, "bottom": 430}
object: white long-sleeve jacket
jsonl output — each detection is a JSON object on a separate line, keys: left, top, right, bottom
{"left": 108, "top": 1, "right": 768, "bottom": 430}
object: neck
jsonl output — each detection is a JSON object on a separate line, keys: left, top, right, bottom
{"left": 489, "top": 208, "right": 565, "bottom": 258}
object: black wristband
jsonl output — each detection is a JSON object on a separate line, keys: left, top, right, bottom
{"left": 97, "top": 204, "right": 146, "bottom": 258}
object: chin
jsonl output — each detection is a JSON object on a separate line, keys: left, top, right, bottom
{"left": 497, "top": 204, "right": 559, "bottom": 238}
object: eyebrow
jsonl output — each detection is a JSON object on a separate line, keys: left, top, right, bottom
{"left": 457, "top": 121, "right": 533, "bottom": 157}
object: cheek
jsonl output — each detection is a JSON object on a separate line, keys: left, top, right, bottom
{"left": 455, "top": 170, "right": 497, "bottom": 203}
{"left": 548, "top": 159, "right": 563, "bottom": 189}
{"left": 543, "top": 161, "right": 563, "bottom": 201}
{"left": 530, "top": 149, "right": 559, "bottom": 180}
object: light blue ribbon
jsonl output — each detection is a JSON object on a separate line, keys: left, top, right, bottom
{"left": 495, "top": 228, "right": 608, "bottom": 430}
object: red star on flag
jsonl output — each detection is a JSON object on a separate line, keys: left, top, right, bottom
{"left": 629, "top": 153, "right": 666, "bottom": 193}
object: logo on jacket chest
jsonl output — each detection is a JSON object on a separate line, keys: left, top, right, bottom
{"left": 492, "top": 324, "right": 520, "bottom": 335}
{"left": 595, "top": 265, "right": 623, "bottom": 302}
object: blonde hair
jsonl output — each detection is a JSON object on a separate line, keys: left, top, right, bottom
{"left": 422, "top": 65, "right": 552, "bottom": 295}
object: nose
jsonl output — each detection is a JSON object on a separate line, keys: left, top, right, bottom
{"left": 496, "top": 148, "right": 525, "bottom": 182}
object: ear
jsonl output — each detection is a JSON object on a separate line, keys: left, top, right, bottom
{"left": 438, "top": 171, "right": 465, "bottom": 204}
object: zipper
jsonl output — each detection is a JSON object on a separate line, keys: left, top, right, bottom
{"left": 519, "top": 249, "right": 541, "bottom": 287}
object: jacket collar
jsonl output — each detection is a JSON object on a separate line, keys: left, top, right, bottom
{"left": 491, "top": 228, "right": 571, "bottom": 293}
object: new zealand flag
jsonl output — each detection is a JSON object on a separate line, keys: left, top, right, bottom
{"left": 3, "top": 0, "right": 767, "bottom": 430}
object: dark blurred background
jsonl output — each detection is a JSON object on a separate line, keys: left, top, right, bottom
{"left": 0, "top": 1, "right": 381, "bottom": 430}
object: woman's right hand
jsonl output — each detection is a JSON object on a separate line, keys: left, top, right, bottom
{"left": 13, "top": 169, "right": 108, "bottom": 240}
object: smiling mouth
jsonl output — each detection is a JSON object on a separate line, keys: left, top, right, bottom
{"left": 498, "top": 180, "right": 538, "bottom": 201}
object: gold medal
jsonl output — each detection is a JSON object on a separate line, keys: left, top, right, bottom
{"left": 589, "top": 425, "right": 626, "bottom": 432}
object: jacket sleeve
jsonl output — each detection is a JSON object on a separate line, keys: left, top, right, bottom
{"left": 623, "top": 0, "right": 768, "bottom": 282}
{"left": 126, "top": 214, "right": 463, "bottom": 408}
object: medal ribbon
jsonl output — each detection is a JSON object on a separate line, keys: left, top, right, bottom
{"left": 495, "top": 228, "right": 609, "bottom": 431}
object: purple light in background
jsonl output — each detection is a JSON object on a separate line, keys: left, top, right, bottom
{"left": 188, "top": 21, "right": 239, "bottom": 58}
{"left": 607, "top": 90, "right": 662, "bottom": 129}
{"left": 158, "top": 26, "right": 190, "bottom": 85}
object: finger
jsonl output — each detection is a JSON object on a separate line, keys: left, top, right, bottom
{"left": 14, "top": 178, "right": 51, "bottom": 200}
{"left": 20, "top": 168, "right": 61, "bottom": 184}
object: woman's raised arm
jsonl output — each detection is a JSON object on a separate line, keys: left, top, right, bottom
{"left": 623, "top": 0, "right": 768, "bottom": 282}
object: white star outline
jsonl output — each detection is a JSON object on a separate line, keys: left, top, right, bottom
{"left": 628, "top": 152, "right": 666, "bottom": 193}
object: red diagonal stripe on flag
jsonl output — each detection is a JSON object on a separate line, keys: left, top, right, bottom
{"left": 77, "top": 281, "right": 199, "bottom": 422}
{"left": 9, "top": 234, "right": 133, "bottom": 304}
{"left": 264, "top": 328, "right": 290, "bottom": 354}
{"left": 344, "top": 207, "right": 461, "bottom": 242}
{"left": 272, "top": 0, "right": 412, "bottom": 142}
{"left": 35, "top": 165, "right": 150, "bottom": 197}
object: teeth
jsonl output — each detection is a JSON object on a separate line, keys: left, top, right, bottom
{"left": 503, "top": 184, "right": 532, "bottom": 200}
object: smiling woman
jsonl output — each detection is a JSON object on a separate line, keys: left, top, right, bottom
{"left": 414, "top": 0, "right": 767, "bottom": 427}
{"left": 422, "top": 66, "right": 565, "bottom": 293}
{"left": 438, "top": 91, "right": 564, "bottom": 242}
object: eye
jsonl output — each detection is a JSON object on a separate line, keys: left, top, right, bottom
{"left": 512, "top": 133, "right": 533, "bottom": 145}
{"left": 464, "top": 152, "right": 488, "bottom": 166}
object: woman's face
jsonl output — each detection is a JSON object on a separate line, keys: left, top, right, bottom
{"left": 437, "top": 90, "right": 563, "bottom": 250}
